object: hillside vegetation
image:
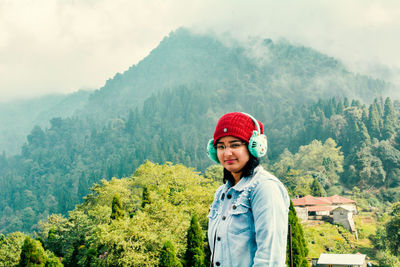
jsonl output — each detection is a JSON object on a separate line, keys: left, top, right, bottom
{"left": 0, "top": 29, "right": 393, "bottom": 234}
{"left": 1, "top": 28, "right": 400, "bottom": 265}
{"left": 0, "top": 90, "right": 91, "bottom": 155}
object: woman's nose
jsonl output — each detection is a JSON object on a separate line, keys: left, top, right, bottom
{"left": 224, "top": 147, "right": 233, "bottom": 155}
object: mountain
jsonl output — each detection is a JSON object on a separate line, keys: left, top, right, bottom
{"left": 0, "top": 90, "right": 91, "bottom": 155}
{"left": 0, "top": 28, "right": 394, "bottom": 234}
{"left": 0, "top": 28, "right": 390, "bottom": 153}
{"left": 78, "top": 28, "right": 389, "bottom": 121}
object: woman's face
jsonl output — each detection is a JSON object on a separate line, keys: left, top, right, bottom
{"left": 216, "top": 136, "right": 250, "bottom": 175}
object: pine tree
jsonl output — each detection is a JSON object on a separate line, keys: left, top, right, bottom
{"left": 287, "top": 201, "right": 308, "bottom": 267}
{"left": 310, "top": 178, "right": 324, "bottom": 197}
{"left": 336, "top": 100, "right": 345, "bottom": 115}
{"left": 368, "top": 104, "right": 381, "bottom": 139}
{"left": 343, "top": 97, "right": 349, "bottom": 108}
{"left": 110, "top": 194, "right": 124, "bottom": 220}
{"left": 357, "top": 122, "right": 371, "bottom": 146}
{"left": 386, "top": 202, "right": 400, "bottom": 256}
{"left": 394, "top": 133, "right": 400, "bottom": 151}
{"left": 185, "top": 214, "right": 205, "bottom": 267}
{"left": 361, "top": 108, "right": 368, "bottom": 126}
{"left": 325, "top": 98, "right": 336, "bottom": 118}
{"left": 159, "top": 240, "right": 181, "bottom": 267}
{"left": 78, "top": 172, "right": 89, "bottom": 199}
{"left": 382, "top": 97, "right": 398, "bottom": 140}
{"left": 351, "top": 99, "right": 361, "bottom": 107}
{"left": 19, "top": 236, "right": 47, "bottom": 267}
{"left": 141, "top": 186, "right": 152, "bottom": 208}
{"left": 375, "top": 97, "right": 384, "bottom": 117}
{"left": 46, "top": 226, "right": 62, "bottom": 257}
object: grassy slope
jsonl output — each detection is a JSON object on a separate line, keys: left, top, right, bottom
{"left": 303, "top": 211, "right": 379, "bottom": 264}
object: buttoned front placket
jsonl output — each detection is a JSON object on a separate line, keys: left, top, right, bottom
{"left": 213, "top": 186, "right": 234, "bottom": 267}
{"left": 212, "top": 176, "right": 253, "bottom": 267}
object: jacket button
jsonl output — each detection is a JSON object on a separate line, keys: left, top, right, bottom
{"left": 222, "top": 216, "right": 226, "bottom": 220}
{"left": 232, "top": 205, "right": 237, "bottom": 210}
{"left": 227, "top": 194, "right": 232, "bottom": 199}
{"left": 217, "top": 236, "right": 221, "bottom": 241}
{"left": 216, "top": 262, "right": 221, "bottom": 266}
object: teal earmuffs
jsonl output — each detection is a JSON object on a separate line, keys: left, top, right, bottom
{"left": 207, "top": 113, "right": 268, "bottom": 164}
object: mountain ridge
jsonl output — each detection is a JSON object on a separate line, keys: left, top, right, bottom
{"left": 0, "top": 28, "right": 394, "bottom": 234}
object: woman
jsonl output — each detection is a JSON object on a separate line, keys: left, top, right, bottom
{"left": 207, "top": 112, "right": 289, "bottom": 267}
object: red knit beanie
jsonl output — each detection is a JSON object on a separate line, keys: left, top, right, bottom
{"left": 213, "top": 112, "right": 264, "bottom": 146}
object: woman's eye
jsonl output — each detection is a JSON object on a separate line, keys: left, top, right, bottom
{"left": 216, "top": 145, "right": 225, "bottom": 150}
{"left": 231, "top": 143, "right": 241, "bottom": 148}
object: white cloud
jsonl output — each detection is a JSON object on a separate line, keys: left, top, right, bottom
{"left": 1, "top": 0, "right": 400, "bottom": 102}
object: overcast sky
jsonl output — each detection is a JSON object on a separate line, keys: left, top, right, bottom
{"left": 1, "top": 0, "right": 399, "bottom": 102}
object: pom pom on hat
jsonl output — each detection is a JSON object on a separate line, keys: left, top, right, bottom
{"left": 213, "top": 112, "right": 264, "bottom": 146}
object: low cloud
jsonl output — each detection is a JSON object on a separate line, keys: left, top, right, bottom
{"left": 1, "top": 0, "right": 399, "bottom": 102}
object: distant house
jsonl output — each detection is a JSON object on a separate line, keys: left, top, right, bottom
{"left": 292, "top": 195, "right": 357, "bottom": 234}
{"left": 314, "top": 253, "right": 367, "bottom": 267}
{"left": 333, "top": 206, "right": 357, "bottom": 233}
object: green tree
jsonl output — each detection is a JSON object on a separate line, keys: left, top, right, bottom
{"left": 37, "top": 162, "right": 218, "bottom": 266}
{"left": 287, "top": 201, "right": 308, "bottom": 267}
{"left": 372, "top": 140, "right": 400, "bottom": 188}
{"left": 357, "top": 122, "right": 371, "bottom": 145}
{"left": 386, "top": 202, "right": 400, "bottom": 256}
{"left": 394, "top": 132, "right": 400, "bottom": 151}
{"left": 45, "top": 227, "right": 62, "bottom": 257}
{"left": 159, "top": 240, "right": 182, "bottom": 267}
{"left": 343, "top": 144, "right": 386, "bottom": 189}
{"left": 382, "top": 97, "right": 398, "bottom": 140}
{"left": 141, "top": 186, "right": 152, "bottom": 208}
{"left": 0, "top": 232, "right": 26, "bottom": 266}
{"left": 293, "top": 138, "right": 343, "bottom": 188}
{"left": 272, "top": 139, "right": 343, "bottom": 196}
{"left": 310, "top": 178, "right": 324, "bottom": 197}
{"left": 185, "top": 214, "right": 205, "bottom": 267}
{"left": 376, "top": 250, "right": 400, "bottom": 267}
{"left": 343, "top": 97, "right": 349, "bottom": 108}
{"left": 110, "top": 194, "right": 124, "bottom": 220}
{"left": 369, "top": 225, "right": 387, "bottom": 250}
{"left": 19, "top": 236, "right": 47, "bottom": 267}
{"left": 351, "top": 99, "right": 361, "bottom": 107}
{"left": 336, "top": 100, "right": 344, "bottom": 114}
{"left": 78, "top": 172, "right": 89, "bottom": 199}
{"left": 204, "top": 165, "right": 223, "bottom": 182}
{"left": 368, "top": 103, "right": 381, "bottom": 139}
{"left": 45, "top": 254, "right": 63, "bottom": 267}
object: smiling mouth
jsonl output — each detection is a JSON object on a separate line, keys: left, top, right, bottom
{"left": 225, "top": 159, "right": 236, "bottom": 164}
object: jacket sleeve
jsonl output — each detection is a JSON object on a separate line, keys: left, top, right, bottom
{"left": 251, "top": 179, "right": 289, "bottom": 266}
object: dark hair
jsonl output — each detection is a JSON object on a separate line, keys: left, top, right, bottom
{"left": 223, "top": 154, "right": 260, "bottom": 184}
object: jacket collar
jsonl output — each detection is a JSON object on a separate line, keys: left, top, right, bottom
{"left": 224, "top": 166, "right": 262, "bottom": 192}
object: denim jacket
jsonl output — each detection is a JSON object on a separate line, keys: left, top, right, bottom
{"left": 207, "top": 166, "right": 289, "bottom": 267}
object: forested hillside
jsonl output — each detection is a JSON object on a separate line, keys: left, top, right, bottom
{"left": 78, "top": 28, "right": 388, "bottom": 121}
{"left": 0, "top": 90, "right": 91, "bottom": 155}
{"left": 0, "top": 28, "right": 395, "bottom": 236}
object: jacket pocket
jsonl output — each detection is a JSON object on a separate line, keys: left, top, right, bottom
{"left": 229, "top": 202, "right": 252, "bottom": 235}
{"left": 207, "top": 207, "right": 218, "bottom": 220}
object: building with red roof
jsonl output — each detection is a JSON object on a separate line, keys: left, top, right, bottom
{"left": 292, "top": 195, "right": 357, "bottom": 229}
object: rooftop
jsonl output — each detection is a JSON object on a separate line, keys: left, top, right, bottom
{"left": 317, "top": 253, "right": 366, "bottom": 265}
{"left": 292, "top": 195, "right": 355, "bottom": 206}
{"left": 292, "top": 195, "right": 331, "bottom": 206}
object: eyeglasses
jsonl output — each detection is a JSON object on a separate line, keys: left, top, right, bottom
{"left": 215, "top": 141, "right": 246, "bottom": 151}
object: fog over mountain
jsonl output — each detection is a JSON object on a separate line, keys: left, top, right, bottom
{"left": 1, "top": 0, "right": 399, "bottom": 102}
